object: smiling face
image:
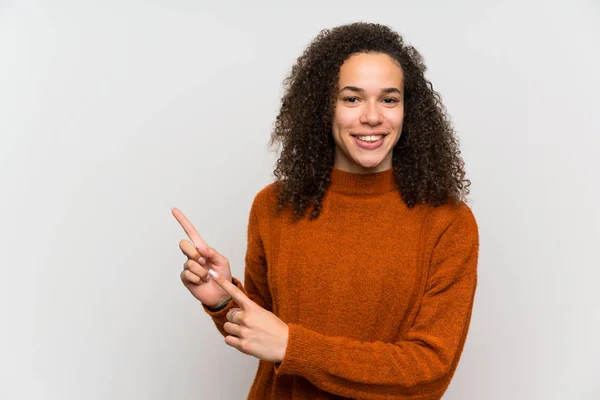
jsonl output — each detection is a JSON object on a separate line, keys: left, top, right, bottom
{"left": 332, "top": 52, "right": 405, "bottom": 174}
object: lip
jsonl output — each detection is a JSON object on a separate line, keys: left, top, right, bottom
{"left": 352, "top": 134, "right": 385, "bottom": 150}
{"left": 352, "top": 131, "right": 387, "bottom": 137}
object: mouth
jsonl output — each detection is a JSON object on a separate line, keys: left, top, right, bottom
{"left": 351, "top": 134, "right": 385, "bottom": 143}
{"left": 350, "top": 133, "right": 387, "bottom": 150}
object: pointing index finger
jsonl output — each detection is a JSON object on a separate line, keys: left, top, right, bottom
{"left": 172, "top": 208, "right": 208, "bottom": 249}
{"left": 208, "top": 270, "right": 253, "bottom": 310}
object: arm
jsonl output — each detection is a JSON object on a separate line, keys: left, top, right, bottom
{"left": 202, "top": 194, "right": 271, "bottom": 336}
{"left": 274, "top": 204, "right": 479, "bottom": 399}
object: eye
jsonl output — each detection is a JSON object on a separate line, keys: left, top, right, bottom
{"left": 382, "top": 98, "right": 400, "bottom": 104}
{"left": 343, "top": 96, "right": 360, "bottom": 103}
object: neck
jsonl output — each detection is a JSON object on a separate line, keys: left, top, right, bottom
{"left": 328, "top": 167, "right": 397, "bottom": 196}
{"left": 332, "top": 149, "right": 393, "bottom": 174}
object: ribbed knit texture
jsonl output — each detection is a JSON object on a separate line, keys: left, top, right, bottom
{"left": 203, "top": 168, "right": 479, "bottom": 400}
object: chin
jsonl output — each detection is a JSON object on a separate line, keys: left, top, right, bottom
{"left": 356, "top": 159, "right": 385, "bottom": 170}
{"left": 358, "top": 155, "right": 384, "bottom": 166}
{"left": 359, "top": 162, "right": 380, "bottom": 169}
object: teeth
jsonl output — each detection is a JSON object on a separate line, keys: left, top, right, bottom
{"left": 356, "top": 135, "right": 383, "bottom": 142}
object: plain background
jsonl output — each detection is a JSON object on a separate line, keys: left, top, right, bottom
{"left": 1, "top": 0, "right": 599, "bottom": 399}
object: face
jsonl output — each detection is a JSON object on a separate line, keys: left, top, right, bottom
{"left": 332, "top": 52, "right": 404, "bottom": 174}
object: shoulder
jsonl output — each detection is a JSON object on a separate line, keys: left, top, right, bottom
{"left": 421, "top": 200, "right": 479, "bottom": 286}
{"left": 248, "top": 180, "right": 284, "bottom": 222}
{"left": 252, "top": 180, "right": 281, "bottom": 209}
{"left": 429, "top": 199, "right": 477, "bottom": 230}
{"left": 418, "top": 199, "right": 479, "bottom": 246}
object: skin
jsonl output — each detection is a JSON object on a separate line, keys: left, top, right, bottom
{"left": 332, "top": 52, "right": 405, "bottom": 174}
{"left": 172, "top": 53, "right": 406, "bottom": 363}
{"left": 173, "top": 208, "right": 289, "bottom": 363}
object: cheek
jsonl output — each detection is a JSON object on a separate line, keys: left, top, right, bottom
{"left": 334, "top": 108, "right": 359, "bottom": 130}
{"left": 387, "top": 107, "right": 404, "bottom": 124}
{"left": 385, "top": 112, "right": 404, "bottom": 133}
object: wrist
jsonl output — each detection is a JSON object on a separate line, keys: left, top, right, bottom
{"left": 206, "top": 277, "right": 235, "bottom": 311}
{"left": 208, "top": 295, "right": 233, "bottom": 311}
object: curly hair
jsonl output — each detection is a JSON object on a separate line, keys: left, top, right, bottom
{"left": 269, "top": 22, "right": 471, "bottom": 220}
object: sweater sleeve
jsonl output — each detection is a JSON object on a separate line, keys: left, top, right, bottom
{"left": 274, "top": 204, "right": 479, "bottom": 399}
{"left": 202, "top": 192, "right": 271, "bottom": 337}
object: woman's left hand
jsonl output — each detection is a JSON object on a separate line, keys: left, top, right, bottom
{"left": 209, "top": 270, "right": 289, "bottom": 363}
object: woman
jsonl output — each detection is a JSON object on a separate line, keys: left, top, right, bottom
{"left": 173, "top": 22, "right": 478, "bottom": 400}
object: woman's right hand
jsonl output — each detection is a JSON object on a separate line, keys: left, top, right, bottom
{"left": 172, "top": 208, "right": 233, "bottom": 308}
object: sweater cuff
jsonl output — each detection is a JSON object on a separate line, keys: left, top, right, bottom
{"left": 201, "top": 276, "right": 243, "bottom": 317}
{"left": 274, "top": 323, "right": 327, "bottom": 377}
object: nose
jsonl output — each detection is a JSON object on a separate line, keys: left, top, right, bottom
{"left": 359, "top": 101, "right": 383, "bottom": 126}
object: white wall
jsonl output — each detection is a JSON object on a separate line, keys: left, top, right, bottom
{"left": 1, "top": 1, "right": 599, "bottom": 399}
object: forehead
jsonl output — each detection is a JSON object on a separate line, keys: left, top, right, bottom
{"left": 338, "top": 53, "right": 403, "bottom": 87}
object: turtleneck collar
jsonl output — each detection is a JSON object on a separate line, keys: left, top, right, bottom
{"left": 328, "top": 167, "right": 398, "bottom": 196}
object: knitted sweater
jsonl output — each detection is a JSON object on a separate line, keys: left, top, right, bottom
{"left": 203, "top": 168, "right": 479, "bottom": 400}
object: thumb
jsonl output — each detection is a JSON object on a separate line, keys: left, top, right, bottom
{"left": 196, "top": 245, "right": 228, "bottom": 267}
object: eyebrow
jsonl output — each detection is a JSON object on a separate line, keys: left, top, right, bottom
{"left": 339, "top": 86, "right": 402, "bottom": 95}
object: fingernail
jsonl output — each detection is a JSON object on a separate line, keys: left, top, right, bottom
{"left": 195, "top": 243, "right": 207, "bottom": 251}
{"left": 207, "top": 269, "right": 219, "bottom": 279}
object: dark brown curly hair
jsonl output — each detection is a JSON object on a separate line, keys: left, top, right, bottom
{"left": 269, "top": 22, "right": 471, "bottom": 220}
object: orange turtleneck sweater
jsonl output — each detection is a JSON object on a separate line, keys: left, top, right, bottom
{"left": 203, "top": 168, "right": 479, "bottom": 400}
